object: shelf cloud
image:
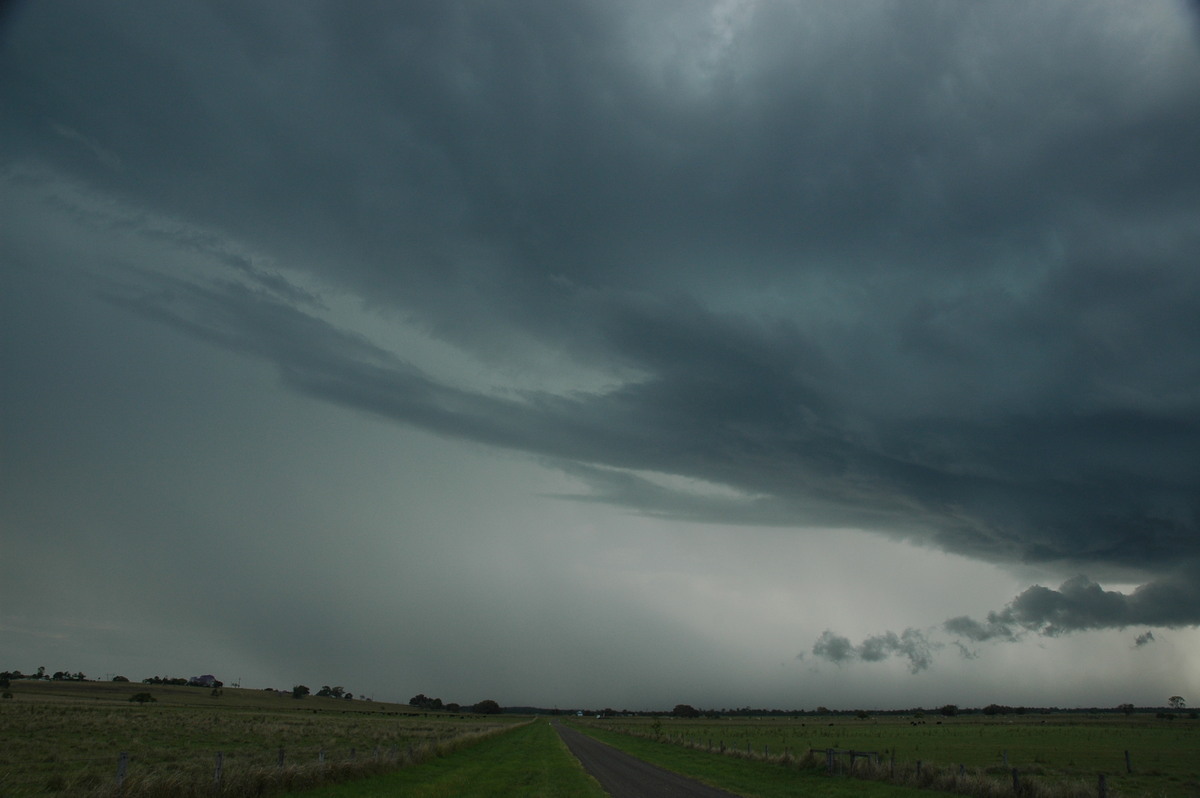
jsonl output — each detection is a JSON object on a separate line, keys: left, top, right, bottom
{"left": 4, "top": 0, "right": 1200, "bottom": 707}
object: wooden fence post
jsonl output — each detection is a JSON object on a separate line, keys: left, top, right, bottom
{"left": 827, "top": 748, "right": 835, "bottom": 774}
{"left": 916, "top": 759, "right": 922, "bottom": 778}
{"left": 116, "top": 751, "right": 128, "bottom": 789}
{"left": 213, "top": 751, "right": 223, "bottom": 787}
{"left": 1011, "top": 768, "right": 1020, "bottom": 793}
{"left": 277, "top": 748, "right": 285, "bottom": 768}
{"left": 1098, "top": 774, "right": 1107, "bottom": 798}
{"left": 1125, "top": 750, "right": 1132, "bottom": 773}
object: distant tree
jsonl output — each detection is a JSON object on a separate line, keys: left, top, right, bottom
{"left": 472, "top": 699, "right": 501, "bottom": 714}
{"left": 409, "top": 693, "right": 445, "bottom": 710}
{"left": 292, "top": 685, "right": 310, "bottom": 699}
{"left": 446, "top": 702, "right": 461, "bottom": 713}
{"left": 855, "top": 709, "right": 870, "bottom": 719}
{"left": 673, "top": 704, "right": 701, "bottom": 718}
{"left": 0, "top": 677, "right": 9, "bottom": 690}
{"left": 129, "top": 692, "right": 156, "bottom": 704}
{"left": 36, "top": 666, "right": 45, "bottom": 680}
{"left": 1168, "top": 696, "right": 1186, "bottom": 710}
{"left": 1117, "top": 703, "right": 1136, "bottom": 716}
{"left": 112, "top": 675, "right": 129, "bottom": 682}
{"left": 940, "top": 704, "right": 958, "bottom": 717}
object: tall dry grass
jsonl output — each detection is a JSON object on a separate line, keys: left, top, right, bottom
{"left": 66, "top": 723, "right": 524, "bottom": 798}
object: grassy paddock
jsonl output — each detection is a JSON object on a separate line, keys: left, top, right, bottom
{"left": 0, "top": 679, "right": 521, "bottom": 797}
{"left": 283, "top": 720, "right": 607, "bottom": 798}
{"left": 577, "top": 714, "right": 1200, "bottom": 798}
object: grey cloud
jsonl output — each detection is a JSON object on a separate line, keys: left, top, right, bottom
{"left": 812, "top": 631, "right": 856, "bottom": 666}
{"left": 858, "top": 629, "right": 939, "bottom": 674}
{"left": 1134, "top": 631, "right": 1155, "bottom": 648}
{"left": 811, "top": 628, "right": 938, "bottom": 673}
{"left": 943, "top": 614, "right": 1020, "bottom": 644}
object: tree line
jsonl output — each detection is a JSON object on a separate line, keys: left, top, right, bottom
{"left": 409, "top": 693, "right": 501, "bottom": 714}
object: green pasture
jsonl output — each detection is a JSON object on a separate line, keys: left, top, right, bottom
{"left": 284, "top": 721, "right": 606, "bottom": 798}
{"left": 582, "top": 714, "right": 1200, "bottom": 797}
{"left": 0, "top": 680, "right": 518, "bottom": 797}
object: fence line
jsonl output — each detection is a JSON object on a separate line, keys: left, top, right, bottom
{"left": 599, "top": 724, "right": 1123, "bottom": 798}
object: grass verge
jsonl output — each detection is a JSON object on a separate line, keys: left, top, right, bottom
{"left": 283, "top": 720, "right": 607, "bottom": 798}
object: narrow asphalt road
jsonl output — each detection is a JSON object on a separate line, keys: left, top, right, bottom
{"left": 553, "top": 722, "right": 745, "bottom": 798}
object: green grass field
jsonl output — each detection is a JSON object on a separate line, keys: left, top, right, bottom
{"left": 576, "top": 714, "right": 1200, "bottom": 798}
{"left": 0, "top": 679, "right": 519, "bottom": 797}
{"left": 282, "top": 721, "right": 607, "bottom": 798}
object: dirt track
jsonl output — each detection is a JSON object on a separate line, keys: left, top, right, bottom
{"left": 554, "top": 722, "right": 744, "bottom": 798}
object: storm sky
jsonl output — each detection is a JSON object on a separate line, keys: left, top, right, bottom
{"left": 3, "top": 0, "right": 1199, "bottom": 710}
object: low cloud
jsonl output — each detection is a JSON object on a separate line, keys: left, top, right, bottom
{"left": 811, "top": 628, "right": 938, "bottom": 674}
{"left": 943, "top": 575, "right": 1200, "bottom": 642}
{"left": 819, "top": 576, "right": 1194, "bottom": 672}
{"left": 812, "top": 630, "right": 856, "bottom": 665}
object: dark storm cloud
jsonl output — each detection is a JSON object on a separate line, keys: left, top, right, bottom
{"left": 1134, "top": 631, "right": 1155, "bottom": 648}
{"left": 944, "top": 574, "right": 1200, "bottom": 641}
{"left": 6, "top": 0, "right": 1200, "bottom": 627}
